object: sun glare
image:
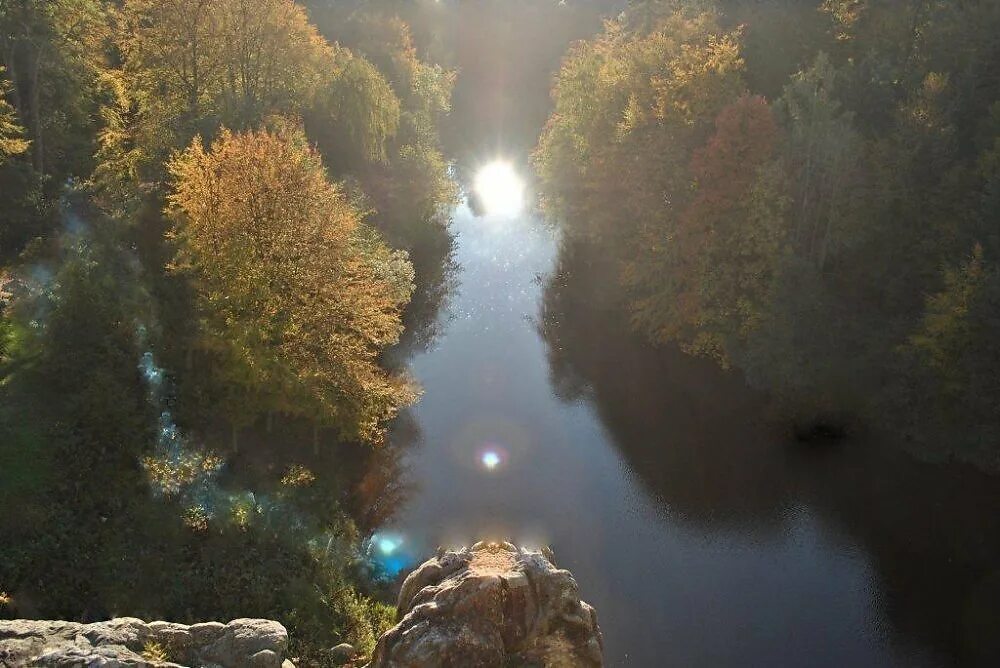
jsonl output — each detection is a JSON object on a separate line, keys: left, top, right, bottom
{"left": 477, "top": 443, "right": 509, "bottom": 472}
{"left": 474, "top": 161, "right": 525, "bottom": 217}
{"left": 481, "top": 450, "right": 502, "bottom": 470}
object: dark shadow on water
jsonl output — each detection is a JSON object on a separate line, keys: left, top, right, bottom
{"left": 539, "top": 238, "right": 1000, "bottom": 666}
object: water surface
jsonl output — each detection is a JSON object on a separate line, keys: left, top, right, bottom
{"left": 384, "top": 201, "right": 1000, "bottom": 666}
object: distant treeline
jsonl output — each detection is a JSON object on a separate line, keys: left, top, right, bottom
{"left": 535, "top": 0, "right": 1000, "bottom": 470}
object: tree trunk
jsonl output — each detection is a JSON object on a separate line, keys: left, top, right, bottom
{"left": 796, "top": 82, "right": 821, "bottom": 248}
{"left": 28, "top": 46, "right": 43, "bottom": 173}
{"left": 313, "top": 424, "right": 319, "bottom": 455}
{"left": 818, "top": 167, "right": 846, "bottom": 272}
{"left": 231, "top": 423, "right": 239, "bottom": 453}
{"left": 5, "top": 42, "right": 22, "bottom": 114}
{"left": 266, "top": 411, "right": 273, "bottom": 433}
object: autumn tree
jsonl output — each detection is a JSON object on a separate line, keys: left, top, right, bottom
{"left": 628, "top": 94, "right": 784, "bottom": 361}
{"left": 168, "top": 124, "right": 417, "bottom": 445}
{"left": 302, "top": 10, "right": 457, "bottom": 219}
{"left": 535, "top": 9, "right": 744, "bottom": 244}
{"left": 536, "top": 6, "right": 749, "bottom": 360}
{"left": 900, "top": 245, "right": 1000, "bottom": 467}
{"left": 534, "top": 0, "right": 1000, "bottom": 467}
{"left": 102, "top": 0, "right": 337, "bottom": 197}
{"left": 0, "top": 67, "right": 28, "bottom": 162}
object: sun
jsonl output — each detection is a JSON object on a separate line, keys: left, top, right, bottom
{"left": 481, "top": 450, "right": 501, "bottom": 470}
{"left": 474, "top": 161, "right": 525, "bottom": 217}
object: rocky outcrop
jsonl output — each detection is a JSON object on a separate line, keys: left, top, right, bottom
{"left": 366, "top": 541, "right": 603, "bottom": 667}
{"left": 0, "top": 545, "right": 602, "bottom": 667}
{"left": 0, "top": 617, "right": 293, "bottom": 667}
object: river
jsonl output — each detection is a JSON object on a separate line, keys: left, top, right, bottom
{"left": 379, "top": 194, "right": 1000, "bottom": 666}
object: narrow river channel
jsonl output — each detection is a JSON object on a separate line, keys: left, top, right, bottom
{"left": 380, "top": 194, "right": 1000, "bottom": 666}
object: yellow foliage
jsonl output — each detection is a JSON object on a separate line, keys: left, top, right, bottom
{"left": 281, "top": 464, "right": 316, "bottom": 488}
{"left": 167, "top": 125, "right": 417, "bottom": 443}
{"left": 142, "top": 641, "right": 169, "bottom": 662}
{"left": 142, "top": 451, "right": 224, "bottom": 497}
{"left": 104, "top": 0, "right": 338, "bottom": 182}
{"left": 0, "top": 68, "right": 29, "bottom": 163}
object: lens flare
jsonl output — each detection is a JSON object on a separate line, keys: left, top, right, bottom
{"left": 474, "top": 161, "right": 525, "bottom": 217}
{"left": 368, "top": 532, "right": 415, "bottom": 579}
{"left": 482, "top": 450, "right": 501, "bottom": 469}
{"left": 477, "top": 443, "right": 508, "bottom": 472}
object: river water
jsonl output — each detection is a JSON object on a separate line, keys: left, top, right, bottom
{"left": 381, "top": 199, "right": 1000, "bottom": 666}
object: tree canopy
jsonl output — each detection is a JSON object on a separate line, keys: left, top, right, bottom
{"left": 168, "top": 125, "right": 417, "bottom": 443}
{"left": 535, "top": 0, "right": 1000, "bottom": 468}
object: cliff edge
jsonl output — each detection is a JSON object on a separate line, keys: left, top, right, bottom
{"left": 0, "top": 542, "right": 602, "bottom": 667}
{"left": 366, "top": 541, "right": 603, "bottom": 667}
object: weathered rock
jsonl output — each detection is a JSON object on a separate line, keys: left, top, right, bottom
{"left": 329, "top": 642, "right": 357, "bottom": 664}
{"left": 248, "top": 648, "right": 282, "bottom": 668}
{"left": 0, "top": 617, "right": 294, "bottom": 667}
{"left": 366, "top": 542, "right": 603, "bottom": 667}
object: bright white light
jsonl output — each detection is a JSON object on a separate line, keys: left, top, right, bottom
{"left": 378, "top": 537, "right": 399, "bottom": 555}
{"left": 474, "top": 161, "right": 525, "bottom": 217}
{"left": 481, "top": 450, "right": 502, "bottom": 470}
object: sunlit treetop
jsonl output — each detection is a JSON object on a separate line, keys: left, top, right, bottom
{"left": 168, "top": 123, "right": 418, "bottom": 443}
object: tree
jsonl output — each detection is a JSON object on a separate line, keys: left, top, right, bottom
{"left": 775, "top": 52, "right": 863, "bottom": 271}
{"left": 0, "top": 1, "right": 104, "bottom": 259}
{"left": 535, "top": 9, "right": 744, "bottom": 244}
{"left": 901, "top": 245, "right": 1000, "bottom": 468}
{"left": 0, "top": 67, "right": 28, "bottom": 162}
{"left": 319, "top": 50, "right": 400, "bottom": 165}
{"left": 628, "top": 95, "right": 784, "bottom": 361}
{"left": 167, "top": 124, "right": 417, "bottom": 444}
{"left": 106, "top": 0, "right": 337, "bottom": 184}
{"left": 0, "top": 0, "right": 106, "bottom": 174}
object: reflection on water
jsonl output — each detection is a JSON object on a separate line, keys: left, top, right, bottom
{"left": 473, "top": 160, "right": 525, "bottom": 217}
{"left": 384, "top": 202, "right": 1000, "bottom": 666}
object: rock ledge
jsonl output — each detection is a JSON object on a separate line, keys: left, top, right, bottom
{"left": 0, "top": 617, "right": 292, "bottom": 667}
{"left": 366, "top": 541, "right": 603, "bottom": 667}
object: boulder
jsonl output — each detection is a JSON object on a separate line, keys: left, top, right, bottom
{"left": 0, "top": 617, "right": 293, "bottom": 667}
{"left": 366, "top": 542, "right": 603, "bottom": 667}
{"left": 329, "top": 642, "right": 357, "bottom": 664}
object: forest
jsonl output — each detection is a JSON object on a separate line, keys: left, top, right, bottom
{"left": 2, "top": 0, "right": 999, "bottom": 666}
{"left": 0, "top": 0, "right": 457, "bottom": 661}
{"left": 536, "top": 0, "right": 1000, "bottom": 468}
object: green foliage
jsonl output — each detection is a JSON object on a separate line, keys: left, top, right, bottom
{"left": 323, "top": 49, "right": 401, "bottom": 164}
{"left": 312, "top": 587, "right": 397, "bottom": 659}
{"left": 0, "top": 0, "right": 104, "bottom": 260}
{"left": 899, "top": 246, "right": 1000, "bottom": 468}
{"left": 0, "top": 201, "right": 397, "bottom": 657}
{"left": 2, "top": 1, "right": 453, "bottom": 658}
